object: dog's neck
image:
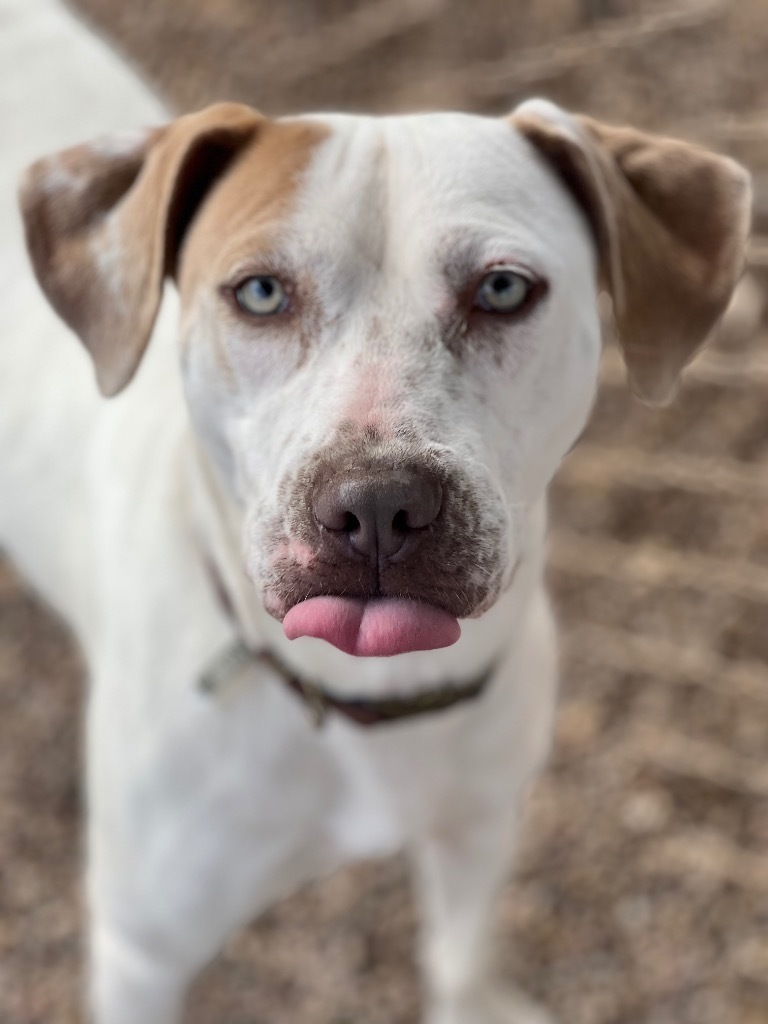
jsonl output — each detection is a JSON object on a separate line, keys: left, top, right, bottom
{"left": 183, "top": 433, "right": 548, "bottom": 699}
{"left": 184, "top": 437, "right": 264, "bottom": 643}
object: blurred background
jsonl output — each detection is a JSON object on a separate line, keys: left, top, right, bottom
{"left": 2, "top": 1, "right": 768, "bottom": 1021}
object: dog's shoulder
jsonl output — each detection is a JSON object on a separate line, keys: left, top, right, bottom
{"left": 0, "top": 0, "right": 177, "bottom": 625}
{"left": 1, "top": 0, "right": 164, "bottom": 165}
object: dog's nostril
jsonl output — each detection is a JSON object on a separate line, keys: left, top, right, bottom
{"left": 342, "top": 512, "right": 360, "bottom": 534}
{"left": 392, "top": 509, "right": 409, "bottom": 533}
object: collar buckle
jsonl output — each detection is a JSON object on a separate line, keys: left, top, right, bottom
{"left": 298, "top": 678, "right": 329, "bottom": 728}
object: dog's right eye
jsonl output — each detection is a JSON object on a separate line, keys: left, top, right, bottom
{"left": 234, "top": 276, "right": 287, "bottom": 316}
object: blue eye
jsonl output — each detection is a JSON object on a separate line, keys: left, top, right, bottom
{"left": 234, "top": 276, "right": 287, "bottom": 315}
{"left": 475, "top": 269, "right": 533, "bottom": 313}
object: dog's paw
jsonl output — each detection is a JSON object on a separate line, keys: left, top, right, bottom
{"left": 425, "top": 985, "right": 556, "bottom": 1024}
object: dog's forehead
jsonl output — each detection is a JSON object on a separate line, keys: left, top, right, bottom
{"left": 184, "top": 110, "right": 593, "bottom": 288}
{"left": 300, "top": 112, "right": 546, "bottom": 206}
{"left": 290, "top": 111, "right": 587, "bottom": 257}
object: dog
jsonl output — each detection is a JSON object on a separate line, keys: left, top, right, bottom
{"left": 0, "top": 1, "right": 751, "bottom": 1021}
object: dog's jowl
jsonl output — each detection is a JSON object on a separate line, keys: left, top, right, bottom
{"left": 0, "top": 1, "right": 750, "bottom": 1022}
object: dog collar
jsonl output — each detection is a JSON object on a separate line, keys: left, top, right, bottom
{"left": 200, "top": 638, "right": 494, "bottom": 728}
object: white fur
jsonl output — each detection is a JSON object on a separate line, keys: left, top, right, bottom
{"left": 0, "top": 3, "right": 609, "bottom": 1022}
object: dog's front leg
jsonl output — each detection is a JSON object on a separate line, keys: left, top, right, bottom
{"left": 84, "top": 658, "right": 340, "bottom": 1024}
{"left": 413, "top": 798, "right": 554, "bottom": 1024}
{"left": 412, "top": 596, "right": 558, "bottom": 1024}
{"left": 89, "top": 927, "right": 187, "bottom": 1024}
{"left": 85, "top": 678, "right": 204, "bottom": 1024}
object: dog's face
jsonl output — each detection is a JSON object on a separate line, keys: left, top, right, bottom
{"left": 176, "top": 113, "right": 602, "bottom": 629}
{"left": 20, "top": 101, "right": 750, "bottom": 655}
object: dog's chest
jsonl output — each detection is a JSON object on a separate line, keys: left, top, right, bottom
{"left": 192, "top": 665, "right": 408, "bottom": 876}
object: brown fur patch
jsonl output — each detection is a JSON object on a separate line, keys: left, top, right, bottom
{"left": 178, "top": 119, "right": 330, "bottom": 296}
{"left": 177, "top": 118, "right": 330, "bottom": 377}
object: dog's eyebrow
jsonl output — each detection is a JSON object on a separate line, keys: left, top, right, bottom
{"left": 440, "top": 238, "right": 540, "bottom": 291}
{"left": 221, "top": 248, "right": 296, "bottom": 286}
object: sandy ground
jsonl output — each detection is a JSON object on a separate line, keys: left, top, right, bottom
{"left": 3, "top": 1, "right": 768, "bottom": 1021}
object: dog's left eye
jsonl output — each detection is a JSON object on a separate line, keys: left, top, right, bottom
{"left": 474, "top": 269, "right": 533, "bottom": 313}
{"left": 234, "top": 276, "right": 287, "bottom": 316}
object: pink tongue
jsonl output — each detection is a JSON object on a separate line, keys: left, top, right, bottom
{"left": 283, "top": 596, "right": 461, "bottom": 657}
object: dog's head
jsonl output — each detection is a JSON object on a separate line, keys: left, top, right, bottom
{"left": 19, "top": 102, "right": 750, "bottom": 656}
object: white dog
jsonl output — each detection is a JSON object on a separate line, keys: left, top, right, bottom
{"left": 0, "top": 1, "right": 750, "bottom": 1022}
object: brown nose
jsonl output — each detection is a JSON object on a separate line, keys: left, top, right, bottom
{"left": 312, "top": 469, "right": 443, "bottom": 563}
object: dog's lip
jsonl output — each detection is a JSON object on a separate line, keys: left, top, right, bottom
{"left": 282, "top": 595, "right": 461, "bottom": 658}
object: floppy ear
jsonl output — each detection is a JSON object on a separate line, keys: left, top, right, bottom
{"left": 511, "top": 100, "right": 752, "bottom": 405}
{"left": 19, "top": 102, "right": 263, "bottom": 397}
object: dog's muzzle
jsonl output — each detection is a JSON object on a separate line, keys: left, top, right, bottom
{"left": 262, "top": 442, "right": 506, "bottom": 656}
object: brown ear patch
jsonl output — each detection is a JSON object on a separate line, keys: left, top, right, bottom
{"left": 512, "top": 101, "right": 752, "bottom": 405}
{"left": 19, "top": 103, "right": 263, "bottom": 396}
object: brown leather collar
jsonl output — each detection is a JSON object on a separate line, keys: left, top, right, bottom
{"left": 200, "top": 638, "right": 494, "bottom": 728}
{"left": 199, "top": 549, "right": 494, "bottom": 728}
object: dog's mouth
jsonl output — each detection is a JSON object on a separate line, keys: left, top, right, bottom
{"left": 264, "top": 454, "right": 507, "bottom": 657}
{"left": 282, "top": 595, "right": 461, "bottom": 657}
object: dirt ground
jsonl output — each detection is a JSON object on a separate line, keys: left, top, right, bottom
{"left": 3, "top": 1, "right": 768, "bottom": 1021}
